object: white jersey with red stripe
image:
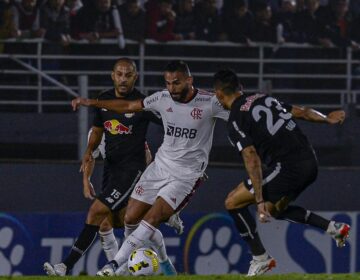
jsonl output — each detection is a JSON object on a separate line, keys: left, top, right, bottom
{"left": 142, "top": 88, "right": 229, "bottom": 179}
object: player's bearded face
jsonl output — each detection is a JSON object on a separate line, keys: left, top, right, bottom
{"left": 112, "top": 63, "right": 138, "bottom": 97}
{"left": 165, "top": 71, "right": 192, "bottom": 102}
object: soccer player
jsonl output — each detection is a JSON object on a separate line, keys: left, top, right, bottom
{"left": 71, "top": 60, "right": 229, "bottom": 276}
{"left": 43, "top": 58, "right": 183, "bottom": 276}
{"left": 213, "top": 69, "right": 350, "bottom": 276}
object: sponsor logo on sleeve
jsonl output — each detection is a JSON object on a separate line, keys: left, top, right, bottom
{"left": 145, "top": 96, "right": 159, "bottom": 106}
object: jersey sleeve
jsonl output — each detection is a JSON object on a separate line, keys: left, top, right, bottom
{"left": 88, "top": 129, "right": 105, "bottom": 159}
{"left": 228, "top": 113, "right": 254, "bottom": 153}
{"left": 211, "top": 96, "right": 230, "bottom": 120}
{"left": 92, "top": 107, "right": 103, "bottom": 127}
{"left": 142, "top": 91, "right": 163, "bottom": 113}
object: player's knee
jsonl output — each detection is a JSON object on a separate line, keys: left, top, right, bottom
{"left": 86, "top": 202, "right": 110, "bottom": 224}
{"left": 100, "top": 219, "right": 113, "bottom": 232}
{"left": 124, "top": 212, "right": 141, "bottom": 225}
{"left": 225, "top": 195, "right": 238, "bottom": 210}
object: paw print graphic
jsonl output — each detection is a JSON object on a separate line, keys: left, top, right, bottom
{"left": 0, "top": 227, "right": 25, "bottom": 276}
{"left": 194, "top": 227, "right": 243, "bottom": 274}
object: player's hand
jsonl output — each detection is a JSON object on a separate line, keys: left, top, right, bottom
{"left": 326, "top": 110, "right": 346, "bottom": 124}
{"left": 257, "top": 201, "right": 271, "bottom": 223}
{"left": 71, "top": 97, "right": 89, "bottom": 111}
{"left": 83, "top": 179, "right": 96, "bottom": 200}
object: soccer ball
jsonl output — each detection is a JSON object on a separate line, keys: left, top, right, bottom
{"left": 128, "top": 248, "right": 160, "bottom": 276}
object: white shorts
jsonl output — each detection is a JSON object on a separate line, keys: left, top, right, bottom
{"left": 131, "top": 161, "right": 201, "bottom": 210}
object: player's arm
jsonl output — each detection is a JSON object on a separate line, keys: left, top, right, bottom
{"left": 290, "top": 105, "right": 345, "bottom": 124}
{"left": 241, "top": 145, "right": 270, "bottom": 223}
{"left": 72, "top": 97, "right": 143, "bottom": 114}
{"left": 80, "top": 126, "right": 103, "bottom": 199}
{"left": 82, "top": 154, "right": 96, "bottom": 200}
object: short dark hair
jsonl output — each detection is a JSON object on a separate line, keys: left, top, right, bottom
{"left": 164, "top": 60, "right": 191, "bottom": 76}
{"left": 213, "top": 69, "right": 241, "bottom": 95}
{"left": 113, "top": 57, "right": 137, "bottom": 72}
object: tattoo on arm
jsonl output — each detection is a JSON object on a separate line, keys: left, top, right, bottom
{"left": 241, "top": 146, "right": 264, "bottom": 203}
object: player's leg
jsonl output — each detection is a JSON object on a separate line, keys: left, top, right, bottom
{"left": 44, "top": 198, "right": 110, "bottom": 276}
{"left": 97, "top": 164, "right": 198, "bottom": 276}
{"left": 274, "top": 158, "right": 350, "bottom": 247}
{"left": 276, "top": 204, "right": 350, "bottom": 247}
{"left": 99, "top": 215, "right": 118, "bottom": 262}
{"left": 225, "top": 182, "right": 276, "bottom": 277}
{"left": 45, "top": 167, "right": 143, "bottom": 276}
{"left": 97, "top": 197, "right": 153, "bottom": 276}
{"left": 110, "top": 197, "right": 178, "bottom": 275}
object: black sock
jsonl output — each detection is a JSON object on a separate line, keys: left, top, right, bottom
{"left": 277, "top": 205, "right": 330, "bottom": 231}
{"left": 228, "top": 208, "right": 266, "bottom": 256}
{"left": 63, "top": 224, "right": 100, "bottom": 271}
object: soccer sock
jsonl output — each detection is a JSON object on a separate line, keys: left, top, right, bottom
{"left": 124, "top": 223, "right": 139, "bottom": 238}
{"left": 276, "top": 205, "right": 330, "bottom": 231}
{"left": 63, "top": 224, "right": 99, "bottom": 271}
{"left": 228, "top": 208, "right": 266, "bottom": 256}
{"left": 113, "top": 220, "right": 155, "bottom": 267}
{"left": 148, "top": 226, "right": 168, "bottom": 262}
{"left": 99, "top": 228, "right": 118, "bottom": 261}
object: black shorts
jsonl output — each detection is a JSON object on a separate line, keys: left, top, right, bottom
{"left": 97, "top": 161, "right": 143, "bottom": 212}
{"left": 244, "top": 158, "right": 318, "bottom": 204}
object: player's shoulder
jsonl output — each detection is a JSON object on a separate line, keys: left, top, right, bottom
{"left": 234, "top": 92, "right": 268, "bottom": 112}
{"left": 96, "top": 88, "right": 114, "bottom": 100}
{"left": 192, "top": 88, "right": 214, "bottom": 103}
{"left": 143, "top": 89, "right": 170, "bottom": 107}
{"left": 130, "top": 88, "right": 147, "bottom": 100}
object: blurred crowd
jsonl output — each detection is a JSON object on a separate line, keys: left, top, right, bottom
{"left": 0, "top": 0, "right": 360, "bottom": 49}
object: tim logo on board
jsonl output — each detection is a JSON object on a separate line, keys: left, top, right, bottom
{"left": 0, "top": 213, "right": 33, "bottom": 276}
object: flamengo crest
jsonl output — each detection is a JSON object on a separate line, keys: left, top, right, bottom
{"left": 191, "top": 108, "right": 203, "bottom": 120}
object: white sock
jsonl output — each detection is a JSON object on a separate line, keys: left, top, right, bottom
{"left": 113, "top": 220, "right": 155, "bottom": 266}
{"left": 124, "top": 223, "right": 139, "bottom": 238}
{"left": 99, "top": 229, "right": 119, "bottom": 261}
{"left": 253, "top": 252, "right": 270, "bottom": 261}
{"left": 149, "top": 228, "right": 168, "bottom": 262}
{"left": 326, "top": 221, "right": 336, "bottom": 234}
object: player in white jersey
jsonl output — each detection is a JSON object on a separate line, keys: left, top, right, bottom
{"left": 72, "top": 61, "right": 229, "bottom": 276}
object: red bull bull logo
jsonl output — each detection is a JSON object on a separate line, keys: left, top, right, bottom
{"left": 104, "top": 120, "right": 133, "bottom": 135}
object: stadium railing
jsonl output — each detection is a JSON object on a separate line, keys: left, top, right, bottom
{"left": 0, "top": 38, "right": 359, "bottom": 113}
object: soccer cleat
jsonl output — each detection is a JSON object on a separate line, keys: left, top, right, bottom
{"left": 115, "top": 261, "right": 130, "bottom": 276}
{"left": 331, "top": 223, "right": 351, "bottom": 248}
{"left": 43, "top": 262, "right": 67, "bottom": 276}
{"left": 247, "top": 256, "right": 276, "bottom": 277}
{"left": 165, "top": 213, "right": 184, "bottom": 235}
{"left": 160, "top": 258, "right": 177, "bottom": 276}
{"left": 96, "top": 261, "right": 118, "bottom": 276}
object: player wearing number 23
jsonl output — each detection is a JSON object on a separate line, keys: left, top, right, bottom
{"left": 213, "top": 69, "right": 349, "bottom": 277}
